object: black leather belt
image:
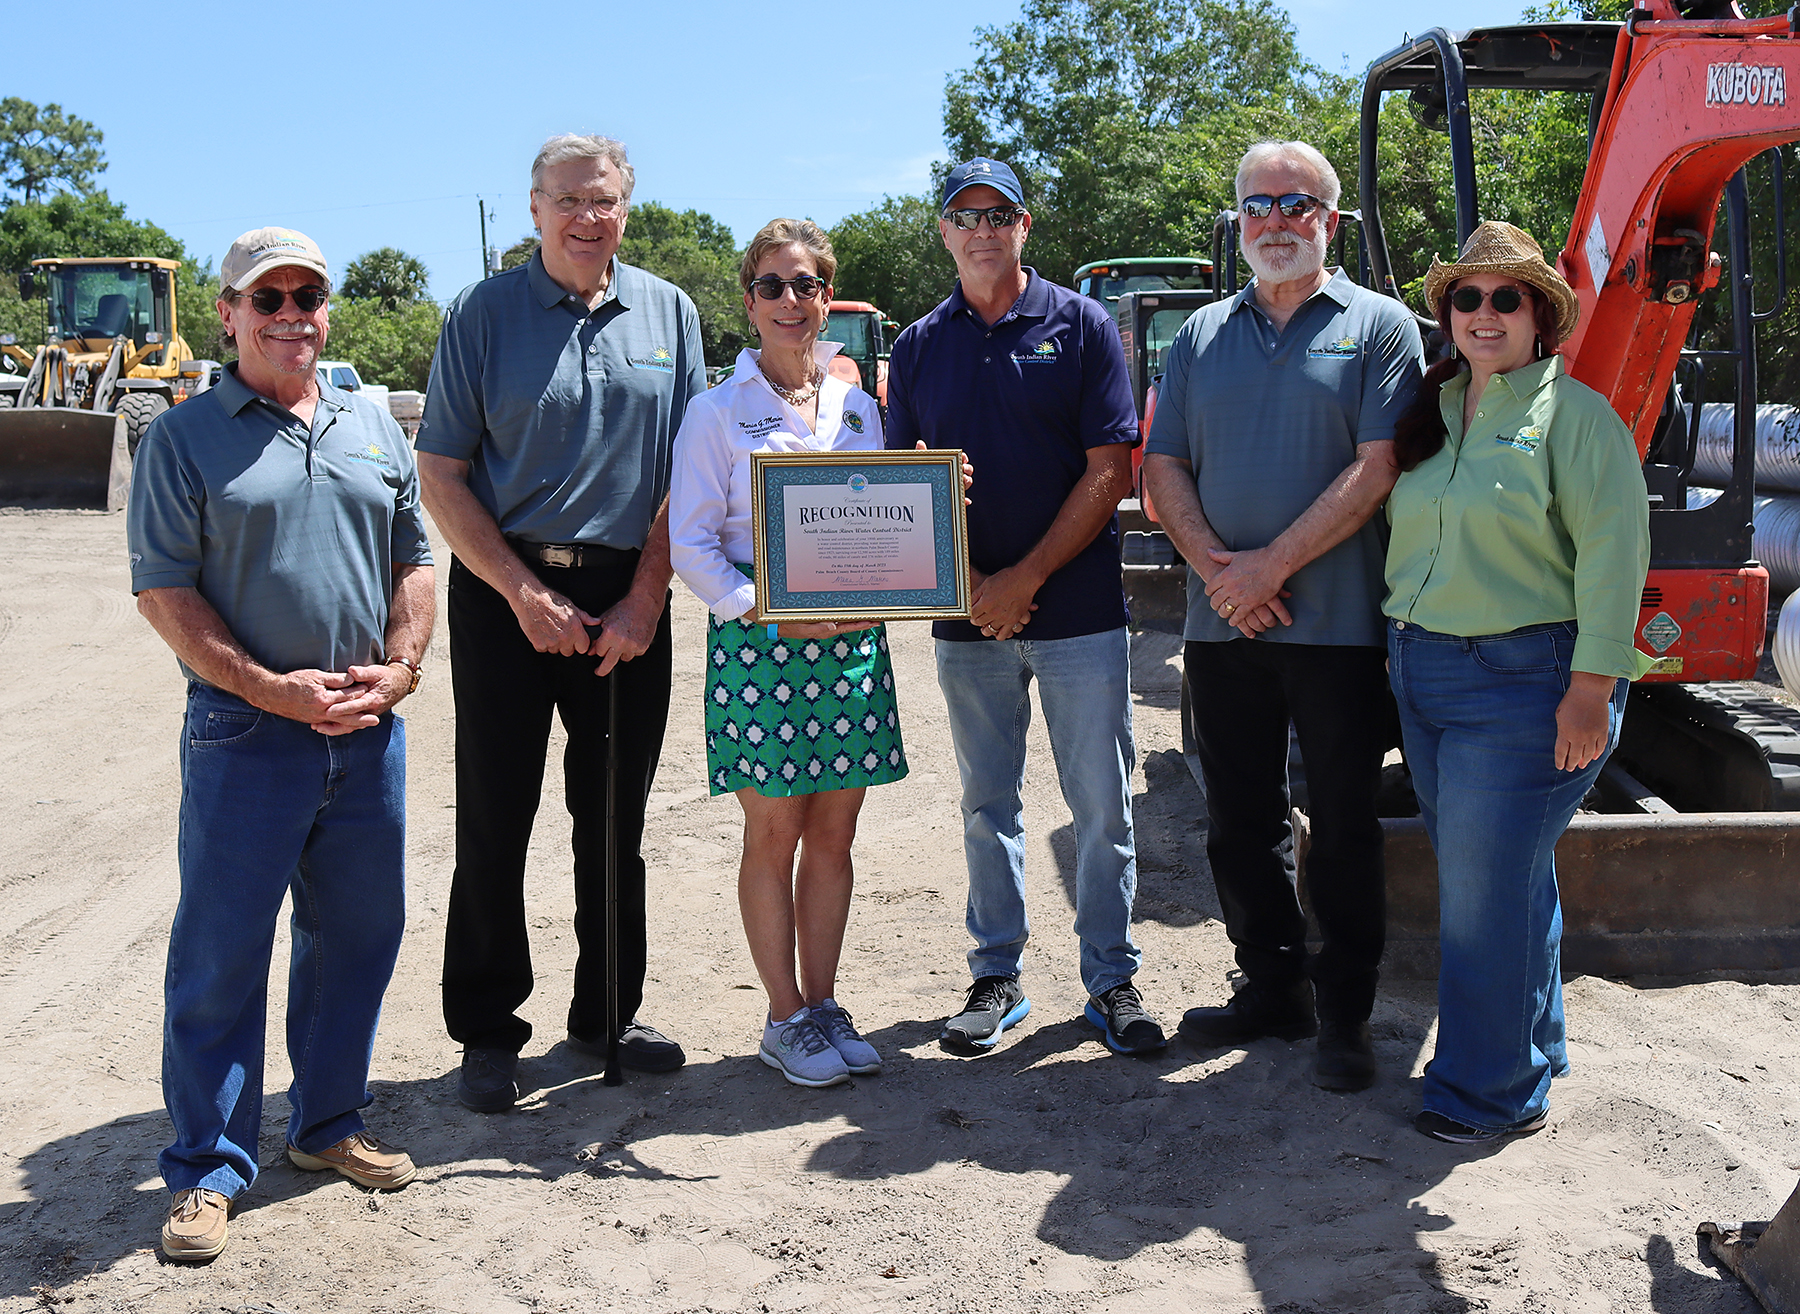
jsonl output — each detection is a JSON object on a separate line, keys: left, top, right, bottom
{"left": 509, "top": 538, "right": 635, "bottom": 568}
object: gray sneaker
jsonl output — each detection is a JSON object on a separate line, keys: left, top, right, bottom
{"left": 760, "top": 1012, "right": 851, "bottom": 1087}
{"left": 811, "top": 999, "right": 881, "bottom": 1074}
{"left": 941, "top": 975, "right": 1031, "bottom": 1051}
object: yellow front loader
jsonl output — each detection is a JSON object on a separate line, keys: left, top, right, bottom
{"left": 0, "top": 257, "right": 211, "bottom": 509}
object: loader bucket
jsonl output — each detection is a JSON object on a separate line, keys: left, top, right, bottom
{"left": 0, "top": 408, "right": 131, "bottom": 511}
{"left": 1701, "top": 1179, "right": 1800, "bottom": 1312}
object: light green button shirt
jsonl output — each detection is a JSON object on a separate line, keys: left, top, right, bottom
{"left": 1384, "top": 356, "right": 1653, "bottom": 680}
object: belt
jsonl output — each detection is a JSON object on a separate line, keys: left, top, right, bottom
{"left": 509, "top": 538, "right": 636, "bottom": 568}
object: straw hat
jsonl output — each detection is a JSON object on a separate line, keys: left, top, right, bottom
{"left": 1422, "top": 221, "right": 1579, "bottom": 342}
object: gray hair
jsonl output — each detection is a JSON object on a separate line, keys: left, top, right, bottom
{"left": 1235, "top": 140, "right": 1341, "bottom": 209}
{"left": 740, "top": 219, "right": 837, "bottom": 293}
{"left": 531, "top": 134, "right": 636, "bottom": 205}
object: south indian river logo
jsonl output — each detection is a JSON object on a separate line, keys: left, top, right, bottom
{"left": 843, "top": 412, "right": 865, "bottom": 434}
{"left": 1308, "top": 335, "right": 1360, "bottom": 359}
{"left": 1496, "top": 426, "right": 1543, "bottom": 454}
{"left": 345, "top": 443, "right": 393, "bottom": 467}
{"left": 847, "top": 473, "right": 869, "bottom": 493}
{"left": 1012, "top": 339, "right": 1060, "bottom": 364}
{"left": 628, "top": 345, "right": 676, "bottom": 372}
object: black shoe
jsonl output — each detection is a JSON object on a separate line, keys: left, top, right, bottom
{"left": 566, "top": 1019, "right": 687, "bottom": 1073}
{"left": 941, "top": 975, "right": 1030, "bottom": 1051}
{"left": 1312, "top": 1020, "right": 1377, "bottom": 1091}
{"left": 1415, "top": 1108, "right": 1549, "bottom": 1144}
{"left": 1178, "top": 978, "right": 1317, "bottom": 1047}
{"left": 457, "top": 1048, "right": 519, "bottom": 1112}
{"left": 1084, "top": 982, "right": 1169, "bottom": 1055}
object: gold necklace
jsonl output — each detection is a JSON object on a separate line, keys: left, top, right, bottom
{"left": 765, "top": 363, "right": 822, "bottom": 407}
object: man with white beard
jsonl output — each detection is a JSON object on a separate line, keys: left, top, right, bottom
{"left": 1142, "top": 141, "right": 1423, "bottom": 1093}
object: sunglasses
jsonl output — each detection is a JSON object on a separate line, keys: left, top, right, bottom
{"left": 749, "top": 274, "right": 828, "bottom": 301}
{"left": 1239, "top": 193, "right": 1326, "bottom": 220}
{"left": 944, "top": 205, "right": 1025, "bottom": 231}
{"left": 232, "top": 285, "right": 329, "bottom": 314}
{"left": 1450, "top": 285, "right": 1533, "bottom": 315}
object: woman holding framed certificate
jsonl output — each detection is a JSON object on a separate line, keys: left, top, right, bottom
{"left": 669, "top": 219, "right": 906, "bottom": 1089}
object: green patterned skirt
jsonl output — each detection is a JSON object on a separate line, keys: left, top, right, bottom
{"left": 704, "top": 607, "right": 908, "bottom": 798}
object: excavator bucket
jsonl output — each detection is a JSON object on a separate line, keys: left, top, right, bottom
{"left": 1701, "top": 1179, "right": 1800, "bottom": 1312}
{"left": 0, "top": 408, "right": 131, "bottom": 511}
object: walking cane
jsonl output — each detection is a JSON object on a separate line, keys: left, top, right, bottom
{"left": 603, "top": 659, "right": 623, "bottom": 1087}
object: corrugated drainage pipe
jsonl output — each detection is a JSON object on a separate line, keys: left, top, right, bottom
{"left": 1684, "top": 488, "right": 1800, "bottom": 593}
{"left": 1694, "top": 403, "right": 1800, "bottom": 492}
{"left": 1776, "top": 589, "right": 1800, "bottom": 699}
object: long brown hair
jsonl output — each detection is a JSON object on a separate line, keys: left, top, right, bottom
{"left": 1392, "top": 282, "right": 1563, "bottom": 472}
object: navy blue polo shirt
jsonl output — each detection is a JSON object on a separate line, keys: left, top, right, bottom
{"left": 886, "top": 268, "right": 1138, "bottom": 641}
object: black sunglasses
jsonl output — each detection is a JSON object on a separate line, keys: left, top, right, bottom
{"left": 1450, "top": 285, "right": 1532, "bottom": 315}
{"left": 1239, "top": 193, "right": 1325, "bottom": 220}
{"left": 232, "top": 285, "right": 329, "bottom": 314}
{"left": 749, "top": 274, "right": 828, "bottom": 301}
{"left": 944, "top": 205, "right": 1025, "bottom": 231}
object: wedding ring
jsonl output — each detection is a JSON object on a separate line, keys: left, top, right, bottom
{"left": 1222, "top": 603, "right": 1237, "bottom": 616}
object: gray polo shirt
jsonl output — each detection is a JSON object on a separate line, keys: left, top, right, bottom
{"left": 127, "top": 365, "right": 433, "bottom": 683}
{"left": 416, "top": 252, "right": 706, "bottom": 547}
{"left": 1145, "top": 269, "right": 1423, "bottom": 648}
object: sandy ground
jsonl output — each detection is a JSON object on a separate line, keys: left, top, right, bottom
{"left": 2, "top": 507, "right": 1798, "bottom": 1314}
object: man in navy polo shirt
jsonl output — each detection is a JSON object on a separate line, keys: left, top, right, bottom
{"left": 418, "top": 134, "right": 706, "bottom": 1111}
{"left": 886, "top": 158, "right": 1165, "bottom": 1057}
{"left": 129, "top": 227, "right": 434, "bottom": 1260}
{"left": 1143, "top": 140, "right": 1424, "bottom": 1092}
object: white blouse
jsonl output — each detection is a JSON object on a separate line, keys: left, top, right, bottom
{"left": 669, "top": 342, "right": 885, "bottom": 620}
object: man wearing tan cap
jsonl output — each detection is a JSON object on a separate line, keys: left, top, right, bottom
{"left": 127, "top": 226, "right": 435, "bottom": 1259}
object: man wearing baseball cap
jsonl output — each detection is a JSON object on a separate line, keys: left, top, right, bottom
{"left": 128, "top": 226, "right": 435, "bottom": 1259}
{"left": 884, "top": 158, "right": 1166, "bottom": 1057}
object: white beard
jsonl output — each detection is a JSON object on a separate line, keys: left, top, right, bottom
{"left": 1242, "top": 225, "right": 1328, "bottom": 286}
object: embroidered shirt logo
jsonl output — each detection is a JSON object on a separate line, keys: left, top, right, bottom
{"left": 1011, "top": 338, "right": 1059, "bottom": 364}
{"left": 738, "top": 415, "right": 783, "bottom": 438}
{"left": 1307, "top": 335, "right": 1359, "bottom": 359}
{"left": 843, "top": 411, "right": 865, "bottom": 434}
{"left": 345, "top": 443, "right": 393, "bottom": 467}
{"left": 627, "top": 345, "right": 676, "bottom": 371}
{"left": 1495, "top": 426, "right": 1542, "bottom": 454}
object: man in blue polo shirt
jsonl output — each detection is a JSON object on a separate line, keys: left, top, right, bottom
{"left": 886, "top": 158, "right": 1165, "bottom": 1057}
{"left": 129, "top": 227, "right": 435, "bottom": 1260}
{"left": 1143, "top": 141, "right": 1424, "bottom": 1092}
{"left": 418, "top": 134, "right": 707, "bottom": 1111}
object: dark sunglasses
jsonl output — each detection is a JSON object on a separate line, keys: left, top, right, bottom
{"left": 232, "top": 285, "right": 329, "bottom": 314}
{"left": 944, "top": 205, "right": 1025, "bottom": 231}
{"left": 749, "top": 274, "right": 828, "bottom": 301}
{"left": 1239, "top": 193, "right": 1325, "bottom": 220}
{"left": 1450, "top": 285, "right": 1532, "bottom": 315}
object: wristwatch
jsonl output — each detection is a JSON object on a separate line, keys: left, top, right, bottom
{"left": 386, "top": 656, "right": 423, "bottom": 695}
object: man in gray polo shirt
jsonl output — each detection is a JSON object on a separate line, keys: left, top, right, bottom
{"left": 1143, "top": 141, "right": 1423, "bottom": 1091}
{"left": 417, "top": 134, "right": 706, "bottom": 1111}
{"left": 129, "top": 227, "right": 435, "bottom": 1260}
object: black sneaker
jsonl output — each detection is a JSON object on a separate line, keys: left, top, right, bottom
{"left": 1084, "top": 982, "right": 1169, "bottom": 1055}
{"left": 457, "top": 1048, "right": 519, "bottom": 1113}
{"left": 941, "top": 975, "right": 1030, "bottom": 1051}
{"left": 1178, "top": 977, "right": 1317, "bottom": 1047}
{"left": 1415, "top": 1108, "right": 1549, "bottom": 1144}
{"left": 567, "top": 1020, "right": 687, "bottom": 1073}
{"left": 1312, "top": 1019, "right": 1377, "bottom": 1091}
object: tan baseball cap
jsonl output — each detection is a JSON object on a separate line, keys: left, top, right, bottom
{"left": 221, "top": 227, "right": 330, "bottom": 291}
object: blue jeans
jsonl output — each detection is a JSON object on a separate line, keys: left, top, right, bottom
{"left": 161, "top": 683, "right": 407, "bottom": 1197}
{"left": 1387, "top": 620, "right": 1624, "bottom": 1132}
{"left": 935, "top": 629, "right": 1140, "bottom": 996}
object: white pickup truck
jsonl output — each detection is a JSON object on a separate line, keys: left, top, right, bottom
{"left": 314, "top": 359, "right": 390, "bottom": 413}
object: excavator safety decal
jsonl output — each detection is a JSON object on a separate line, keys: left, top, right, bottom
{"left": 1705, "top": 62, "right": 1787, "bottom": 108}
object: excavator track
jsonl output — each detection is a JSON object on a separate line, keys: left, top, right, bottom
{"left": 1616, "top": 682, "right": 1800, "bottom": 812}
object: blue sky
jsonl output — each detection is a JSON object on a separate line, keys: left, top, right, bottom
{"left": 11, "top": 0, "right": 1521, "bottom": 299}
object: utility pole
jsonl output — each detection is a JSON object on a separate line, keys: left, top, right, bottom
{"left": 477, "top": 196, "right": 492, "bottom": 279}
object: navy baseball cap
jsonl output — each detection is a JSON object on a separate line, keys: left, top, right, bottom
{"left": 942, "top": 158, "right": 1025, "bottom": 210}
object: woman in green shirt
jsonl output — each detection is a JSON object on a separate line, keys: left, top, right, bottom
{"left": 1384, "top": 222, "right": 1651, "bottom": 1145}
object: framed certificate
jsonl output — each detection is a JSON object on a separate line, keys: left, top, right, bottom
{"left": 750, "top": 449, "right": 971, "bottom": 622}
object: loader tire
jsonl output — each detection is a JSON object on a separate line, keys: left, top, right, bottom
{"left": 117, "top": 393, "right": 168, "bottom": 458}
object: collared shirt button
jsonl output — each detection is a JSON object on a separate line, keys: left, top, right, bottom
{"left": 984, "top": 356, "right": 991, "bottom": 363}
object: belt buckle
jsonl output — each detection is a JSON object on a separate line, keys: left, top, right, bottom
{"left": 539, "top": 544, "right": 576, "bottom": 568}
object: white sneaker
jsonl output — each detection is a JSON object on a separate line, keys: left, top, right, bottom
{"left": 760, "top": 1009, "right": 851, "bottom": 1087}
{"left": 811, "top": 998, "right": 882, "bottom": 1074}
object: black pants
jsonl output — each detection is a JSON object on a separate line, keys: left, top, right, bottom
{"left": 441, "top": 554, "right": 673, "bottom": 1053}
{"left": 1185, "top": 638, "right": 1389, "bottom": 1023}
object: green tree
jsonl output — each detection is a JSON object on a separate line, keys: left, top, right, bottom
{"left": 341, "top": 246, "right": 431, "bottom": 308}
{"left": 500, "top": 234, "right": 537, "bottom": 270}
{"left": 325, "top": 297, "right": 443, "bottom": 392}
{"left": 617, "top": 201, "right": 746, "bottom": 366}
{"left": 829, "top": 195, "right": 958, "bottom": 329}
{"left": 0, "top": 99, "right": 105, "bottom": 204}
